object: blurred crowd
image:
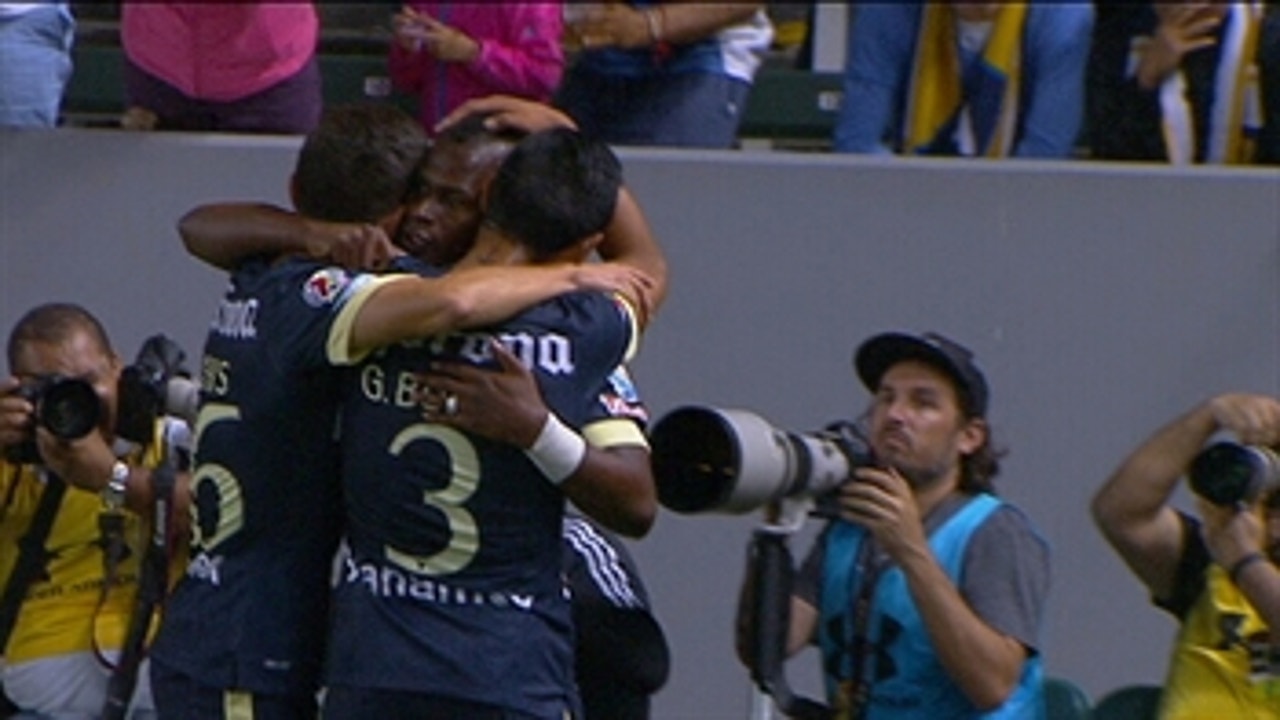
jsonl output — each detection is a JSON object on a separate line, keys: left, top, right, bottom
{"left": 1, "top": 2, "right": 1277, "bottom": 164}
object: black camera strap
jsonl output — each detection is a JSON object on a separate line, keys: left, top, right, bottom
{"left": 102, "top": 425, "right": 184, "bottom": 720}
{"left": 842, "top": 539, "right": 889, "bottom": 720}
{"left": 0, "top": 468, "right": 68, "bottom": 651}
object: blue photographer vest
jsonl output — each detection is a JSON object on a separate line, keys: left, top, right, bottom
{"left": 819, "top": 493, "right": 1044, "bottom": 719}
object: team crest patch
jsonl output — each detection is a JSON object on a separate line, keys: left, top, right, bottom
{"left": 302, "top": 268, "right": 350, "bottom": 307}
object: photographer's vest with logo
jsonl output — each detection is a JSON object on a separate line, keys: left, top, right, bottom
{"left": 819, "top": 493, "right": 1043, "bottom": 719}
{"left": 1158, "top": 563, "right": 1279, "bottom": 720}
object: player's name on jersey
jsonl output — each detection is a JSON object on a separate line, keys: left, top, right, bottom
{"left": 342, "top": 555, "right": 536, "bottom": 610}
{"left": 373, "top": 329, "right": 578, "bottom": 376}
{"left": 210, "top": 297, "right": 259, "bottom": 340}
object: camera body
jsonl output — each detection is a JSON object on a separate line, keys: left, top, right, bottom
{"left": 3, "top": 334, "right": 194, "bottom": 466}
{"left": 4, "top": 375, "right": 103, "bottom": 464}
{"left": 649, "top": 405, "right": 872, "bottom": 515}
{"left": 1187, "top": 441, "right": 1280, "bottom": 507}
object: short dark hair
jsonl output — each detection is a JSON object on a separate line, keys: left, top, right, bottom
{"left": 293, "top": 104, "right": 428, "bottom": 222}
{"left": 485, "top": 128, "right": 622, "bottom": 258}
{"left": 7, "top": 302, "right": 112, "bottom": 369}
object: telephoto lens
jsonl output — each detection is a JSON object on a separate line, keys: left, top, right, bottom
{"left": 1187, "top": 441, "right": 1280, "bottom": 507}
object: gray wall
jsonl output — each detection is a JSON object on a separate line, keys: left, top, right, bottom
{"left": 2, "top": 129, "right": 1278, "bottom": 718}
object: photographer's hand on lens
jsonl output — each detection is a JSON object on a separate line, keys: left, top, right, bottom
{"left": 1207, "top": 394, "right": 1280, "bottom": 447}
{"left": 35, "top": 425, "right": 116, "bottom": 492}
{"left": 1195, "top": 497, "right": 1267, "bottom": 573}
{"left": 0, "top": 376, "right": 34, "bottom": 450}
{"left": 837, "top": 466, "right": 928, "bottom": 561}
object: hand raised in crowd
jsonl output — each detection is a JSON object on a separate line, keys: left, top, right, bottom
{"left": 566, "top": 3, "right": 655, "bottom": 51}
{"left": 1136, "top": 3, "right": 1225, "bottom": 90}
{"left": 393, "top": 5, "right": 480, "bottom": 63}
{"left": 434, "top": 94, "right": 579, "bottom": 136}
{"left": 1206, "top": 393, "right": 1280, "bottom": 447}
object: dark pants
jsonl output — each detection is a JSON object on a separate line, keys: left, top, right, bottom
{"left": 321, "top": 687, "right": 551, "bottom": 720}
{"left": 554, "top": 65, "right": 750, "bottom": 149}
{"left": 149, "top": 661, "right": 317, "bottom": 720}
{"left": 123, "top": 56, "right": 322, "bottom": 135}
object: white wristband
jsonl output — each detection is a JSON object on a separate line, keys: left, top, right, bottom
{"left": 525, "top": 413, "right": 586, "bottom": 485}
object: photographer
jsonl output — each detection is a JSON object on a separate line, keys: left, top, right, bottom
{"left": 735, "top": 331, "right": 1050, "bottom": 718}
{"left": 0, "top": 302, "right": 190, "bottom": 719}
{"left": 1092, "top": 393, "right": 1280, "bottom": 718}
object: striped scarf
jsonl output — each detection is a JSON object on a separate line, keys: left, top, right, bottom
{"left": 1155, "top": 2, "right": 1263, "bottom": 164}
{"left": 904, "top": 3, "right": 1028, "bottom": 157}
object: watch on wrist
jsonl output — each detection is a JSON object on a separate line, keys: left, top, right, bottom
{"left": 102, "top": 460, "right": 129, "bottom": 511}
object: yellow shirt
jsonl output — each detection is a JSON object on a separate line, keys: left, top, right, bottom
{"left": 0, "top": 424, "right": 173, "bottom": 664}
{"left": 1160, "top": 564, "right": 1280, "bottom": 720}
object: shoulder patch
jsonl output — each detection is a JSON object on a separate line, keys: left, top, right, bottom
{"left": 302, "top": 268, "right": 351, "bottom": 307}
{"left": 598, "top": 365, "right": 648, "bottom": 422}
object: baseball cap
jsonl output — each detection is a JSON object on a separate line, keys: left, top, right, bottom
{"left": 853, "top": 331, "right": 989, "bottom": 417}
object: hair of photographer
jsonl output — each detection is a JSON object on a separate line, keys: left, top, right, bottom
{"left": 751, "top": 331, "right": 1051, "bottom": 718}
{"left": 1091, "top": 393, "right": 1280, "bottom": 718}
{"left": 0, "top": 302, "right": 190, "bottom": 718}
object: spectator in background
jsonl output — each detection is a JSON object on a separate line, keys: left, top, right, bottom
{"left": 1258, "top": 1, "right": 1280, "bottom": 163}
{"left": 0, "top": 2, "right": 74, "bottom": 128}
{"left": 389, "top": 3, "right": 563, "bottom": 134}
{"left": 833, "top": 2, "right": 1094, "bottom": 158}
{"left": 556, "top": 2, "right": 773, "bottom": 148}
{"left": 1086, "top": 1, "right": 1268, "bottom": 164}
{"left": 119, "top": 2, "right": 322, "bottom": 134}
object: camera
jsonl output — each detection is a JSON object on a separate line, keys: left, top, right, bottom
{"left": 4, "top": 375, "right": 102, "bottom": 464}
{"left": 1187, "top": 441, "right": 1280, "bottom": 507}
{"left": 3, "top": 334, "right": 196, "bottom": 465}
{"left": 115, "top": 334, "right": 198, "bottom": 446}
{"left": 649, "top": 405, "right": 872, "bottom": 515}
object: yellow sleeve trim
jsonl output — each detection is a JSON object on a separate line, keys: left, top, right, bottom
{"left": 583, "top": 418, "right": 649, "bottom": 450}
{"left": 327, "top": 274, "right": 409, "bottom": 365}
{"left": 611, "top": 292, "right": 641, "bottom": 363}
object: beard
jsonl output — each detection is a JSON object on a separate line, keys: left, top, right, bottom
{"left": 889, "top": 459, "right": 950, "bottom": 491}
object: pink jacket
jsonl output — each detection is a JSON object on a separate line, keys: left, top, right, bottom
{"left": 389, "top": 3, "right": 564, "bottom": 130}
{"left": 121, "top": 2, "right": 318, "bottom": 102}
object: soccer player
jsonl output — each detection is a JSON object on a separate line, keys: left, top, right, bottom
{"left": 147, "top": 105, "right": 648, "bottom": 719}
{"left": 321, "top": 127, "right": 656, "bottom": 718}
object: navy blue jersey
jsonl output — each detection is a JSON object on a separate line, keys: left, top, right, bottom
{"left": 151, "top": 257, "right": 390, "bottom": 697}
{"left": 326, "top": 291, "right": 641, "bottom": 718}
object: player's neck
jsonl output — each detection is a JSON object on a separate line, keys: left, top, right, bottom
{"left": 456, "top": 228, "right": 532, "bottom": 269}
